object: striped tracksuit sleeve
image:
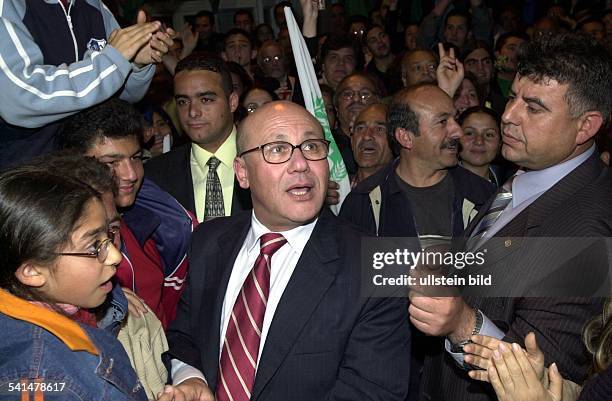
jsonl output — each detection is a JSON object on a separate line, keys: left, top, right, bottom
{"left": 0, "top": 0, "right": 154, "bottom": 129}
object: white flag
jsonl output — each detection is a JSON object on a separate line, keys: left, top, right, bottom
{"left": 284, "top": 7, "right": 350, "bottom": 214}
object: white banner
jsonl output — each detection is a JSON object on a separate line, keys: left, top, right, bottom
{"left": 284, "top": 7, "right": 350, "bottom": 214}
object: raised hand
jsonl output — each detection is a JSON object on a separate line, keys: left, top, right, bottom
{"left": 108, "top": 11, "right": 160, "bottom": 62}
{"left": 300, "top": 0, "right": 319, "bottom": 37}
{"left": 180, "top": 23, "right": 199, "bottom": 59}
{"left": 133, "top": 10, "right": 175, "bottom": 66}
{"left": 436, "top": 42, "right": 464, "bottom": 98}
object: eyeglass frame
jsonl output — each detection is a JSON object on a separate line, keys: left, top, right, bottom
{"left": 338, "top": 88, "right": 375, "bottom": 102}
{"left": 238, "top": 138, "right": 331, "bottom": 164}
{"left": 55, "top": 235, "right": 115, "bottom": 263}
{"left": 262, "top": 55, "right": 283, "bottom": 64}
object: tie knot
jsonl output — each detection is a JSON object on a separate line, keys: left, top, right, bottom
{"left": 207, "top": 157, "right": 221, "bottom": 171}
{"left": 259, "top": 233, "right": 287, "bottom": 257}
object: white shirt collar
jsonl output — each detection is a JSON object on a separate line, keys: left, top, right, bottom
{"left": 244, "top": 211, "right": 318, "bottom": 256}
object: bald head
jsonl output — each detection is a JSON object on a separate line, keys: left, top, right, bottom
{"left": 390, "top": 84, "right": 453, "bottom": 135}
{"left": 233, "top": 101, "right": 329, "bottom": 231}
{"left": 237, "top": 101, "right": 322, "bottom": 154}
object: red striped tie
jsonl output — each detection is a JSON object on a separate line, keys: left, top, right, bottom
{"left": 216, "top": 233, "right": 287, "bottom": 401}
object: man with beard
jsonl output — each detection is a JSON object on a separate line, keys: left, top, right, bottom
{"left": 333, "top": 73, "right": 381, "bottom": 175}
{"left": 350, "top": 103, "right": 394, "bottom": 188}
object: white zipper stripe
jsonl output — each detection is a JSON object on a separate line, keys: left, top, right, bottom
{"left": 58, "top": 0, "right": 78, "bottom": 62}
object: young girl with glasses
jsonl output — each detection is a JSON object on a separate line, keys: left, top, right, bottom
{"left": 0, "top": 166, "right": 147, "bottom": 401}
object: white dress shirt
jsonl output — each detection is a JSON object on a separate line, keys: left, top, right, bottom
{"left": 172, "top": 212, "right": 317, "bottom": 384}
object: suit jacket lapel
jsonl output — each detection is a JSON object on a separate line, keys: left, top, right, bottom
{"left": 202, "top": 213, "right": 251, "bottom": 385}
{"left": 179, "top": 144, "right": 196, "bottom": 215}
{"left": 251, "top": 210, "right": 340, "bottom": 399}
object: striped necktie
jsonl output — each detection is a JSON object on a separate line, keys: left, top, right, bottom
{"left": 467, "top": 177, "right": 514, "bottom": 248}
{"left": 216, "top": 233, "right": 287, "bottom": 401}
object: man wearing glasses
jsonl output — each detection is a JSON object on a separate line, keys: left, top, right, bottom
{"left": 162, "top": 101, "right": 411, "bottom": 401}
{"left": 256, "top": 40, "right": 303, "bottom": 104}
{"left": 333, "top": 72, "right": 381, "bottom": 176}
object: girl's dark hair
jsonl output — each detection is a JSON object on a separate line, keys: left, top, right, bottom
{"left": 0, "top": 166, "right": 100, "bottom": 301}
{"left": 458, "top": 106, "right": 501, "bottom": 129}
{"left": 140, "top": 104, "right": 186, "bottom": 149}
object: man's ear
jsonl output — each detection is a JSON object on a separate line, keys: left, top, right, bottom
{"left": 575, "top": 111, "right": 604, "bottom": 145}
{"left": 234, "top": 157, "right": 250, "bottom": 189}
{"left": 251, "top": 49, "right": 257, "bottom": 61}
{"left": 394, "top": 127, "right": 414, "bottom": 150}
{"left": 229, "top": 91, "right": 239, "bottom": 113}
{"left": 221, "top": 52, "right": 228, "bottom": 62}
{"left": 14, "top": 262, "right": 47, "bottom": 288}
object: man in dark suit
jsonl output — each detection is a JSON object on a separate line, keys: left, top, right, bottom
{"left": 160, "top": 101, "right": 411, "bottom": 401}
{"left": 411, "top": 33, "right": 612, "bottom": 401}
{"left": 146, "top": 56, "right": 251, "bottom": 221}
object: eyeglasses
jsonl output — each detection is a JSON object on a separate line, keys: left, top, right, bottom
{"left": 245, "top": 103, "right": 260, "bottom": 113}
{"left": 262, "top": 55, "right": 282, "bottom": 63}
{"left": 339, "top": 89, "right": 375, "bottom": 102}
{"left": 57, "top": 238, "right": 114, "bottom": 263}
{"left": 239, "top": 139, "right": 330, "bottom": 164}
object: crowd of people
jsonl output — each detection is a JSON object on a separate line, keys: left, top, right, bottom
{"left": 0, "top": 1, "right": 611, "bottom": 401}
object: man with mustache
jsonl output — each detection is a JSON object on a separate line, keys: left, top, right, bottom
{"left": 341, "top": 83, "right": 493, "bottom": 242}
{"left": 340, "top": 83, "right": 494, "bottom": 400}
{"left": 162, "top": 101, "right": 411, "bottom": 401}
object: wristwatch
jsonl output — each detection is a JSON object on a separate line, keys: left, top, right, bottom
{"left": 450, "top": 308, "right": 483, "bottom": 353}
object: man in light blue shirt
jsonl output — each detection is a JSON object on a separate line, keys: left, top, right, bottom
{"left": 410, "top": 32, "right": 612, "bottom": 401}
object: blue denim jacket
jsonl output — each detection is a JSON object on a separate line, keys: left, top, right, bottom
{"left": 0, "top": 288, "right": 147, "bottom": 401}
